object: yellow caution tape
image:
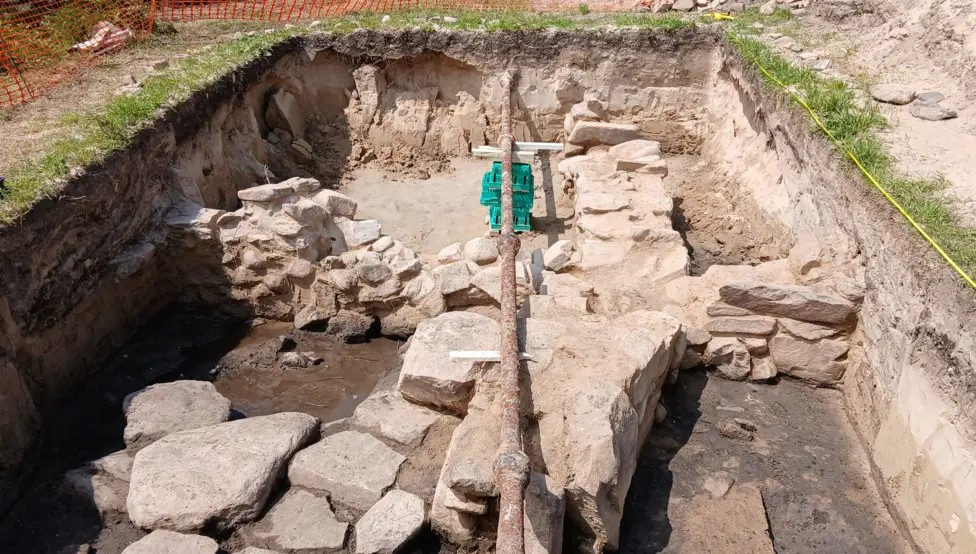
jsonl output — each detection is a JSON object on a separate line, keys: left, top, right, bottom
{"left": 729, "top": 33, "right": 976, "bottom": 290}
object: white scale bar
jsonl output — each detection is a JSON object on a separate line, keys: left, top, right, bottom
{"left": 449, "top": 350, "right": 535, "bottom": 362}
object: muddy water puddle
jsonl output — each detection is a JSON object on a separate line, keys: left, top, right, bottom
{"left": 212, "top": 320, "right": 401, "bottom": 422}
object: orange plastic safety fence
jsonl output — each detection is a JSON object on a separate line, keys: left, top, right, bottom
{"left": 1, "top": 0, "right": 658, "bottom": 108}
{"left": 154, "top": 0, "right": 643, "bottom": 21}
{"left": 0, "top": 0, "right": 155, "bottom": 108}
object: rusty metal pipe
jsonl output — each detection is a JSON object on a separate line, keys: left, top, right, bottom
{"left": 494, "top": 70, "right": 528, "bottom": 554}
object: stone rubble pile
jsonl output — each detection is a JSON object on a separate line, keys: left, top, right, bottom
{"left": 165, "top": 177, "right": 544, "bottom": 341}
{"left": 64, "top": 380, "right": 438, "bottom": 554}
{"left": 649, "top": 0, "right": 811, "bottom": 16}
{"left": 663, "top": 259, "right": 863, "bottom": 385}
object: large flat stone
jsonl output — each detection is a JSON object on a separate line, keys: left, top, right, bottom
{"left": 123, "top": 380, "right": 231, "bottom": 452}
{"left": 470, "top": 263, "right": 535, "bottom": 304}
{"left": 122, "top": 530, "right": 219, "bottom": 554}
{"left": 719, "top": 281, "right": 856, "bottom": 324}
{"left": 288, "top": 431, "right": 405, "bottom": 513}
{"left": 768, "top": 334, "right": 849, "bottom": 383}
{"left": 311, "top": 189, "right": 358, "bottom": 218}
{"left": 705, "top": 316, "right": 777, "bottom": 336}
{"left": 354, "top": 490, "right": 425, "bottom": 554}
{"left": 397, "top": 312, "right": 499, "bottom": 413}
{"left": 567, "top": 121, "right": 640, "bottom": 147}
{"left": 126, "top": 412, "right": 318, "bottom": 532}
{"left": 238, "top": 183, "right": 294, "bottom": 203}
{"left": 243, "top": 489, "right": 347, "bottom": 553}
{"left": 349, "top": 389, "right": 442, "bottom": 447}
{"left": 666, "top": 486, "right": 774, "bottom": 554}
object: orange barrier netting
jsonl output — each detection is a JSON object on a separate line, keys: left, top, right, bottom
{"left": 1, "top": 0, "right": 155, "bottom": 107}
{"left": 1, "top": 0, "right": 656, "bottom": 108}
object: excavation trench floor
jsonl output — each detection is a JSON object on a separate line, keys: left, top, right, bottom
{"left": 619, "top": 369, "right": 913, "bottom": 554}
{"left": 342, "top": 156, "right": 575, "bottom": 259}
{"left": 0, "top": 308, "right": 400, "bottom": 554}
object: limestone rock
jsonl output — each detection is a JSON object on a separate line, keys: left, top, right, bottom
{"left": 471, "top": 263, "right": 535, "bottom": 304}
{"left": 354, "top": 490, "right": 425, "bottom": 554}
{"left": 337, "top": 219, "right": 381, "bottom": 248}
{"left": 350, "top": 389, "right": 442, "bottom": 447}
{"left": 326, "top": 310, "right": 374, "bottom": 342}
{"left": 704, "top": 316, "right": 777, "bottom": 336}
{"left": 397, "top": 312, "right": 499, "bottom": 413}
{"left": 704, "top": 337, "right": 752, "bottom": 381}
{"left": 569, "top": 98, "right": 605, "bottom": 122}
{"left": 122, "top": 530, "right": 219, "bottom": 554}
{"left": 615, "top": 156, "right": 668, "bottom": 176}
{"left": 238, "top": 183, "right": 294, "bottom": 203}
{"left": 442, "top": 406, "right": 499, "bottom": 497}
{"left": 63, "top": 450, "right": 133, "bottom": 517}
{"left": 778, "top": 318, "right": 842, "bottom": 340}
{"left": 358, "top": 259, "right": 393, "bottom": 285}
{"left": 567, "top": 122, "right": 641, "bottom": 147}
{"left": 578, "top": 191, "right": 630, "bottom": 214}
{"left": 543, "top": 240, "right": 574, "bottom": 271}
{"left": 288, "top": 431, "right": 406, "bottom": 513}
{"left": 312, "top": 190, "right": 358, "bottom": 218}
{"left": 430, "top": 469, "right": 478, "bottom": 545}
{"left": 463, "top": 237, "right": 499, "bottom": 265}
{"left": 719, "top": 281, "right": 855, "bottom": 324}
{"left": 768, "top": 334, "right": 849, "bottom": 383}
{"left": 126, "top": 412, "right": 318, "bottom": 532}
{"left": 371, "top": 235, "right": 394, "bottom": 252}
{"left": 235, "top": 548, "right": 285, "bottom": 554}
{"left": 266, "top": 89, "right": 305, "bottom": 138}
{"left": 539, "top": 273, "right": 594, "bottom": 299}
{"left": 869, "top": 84, "right": 915, "bottom": 105}
{"left": 437, "top": 242, "right": 463, "bottom": 263}
{"left": 749, "top": 357, "right": 778, "bottom": 381}
{"left": 243, "top": 489, "right": 347, "bottom": 553}
{"left": 282, "top": 198, "right": 327, "bottom": 225}
{"left": 607, "top": 139, "right": 661, "bottom": 160}
{"left": 434, "top": 261, "right": 473, "bottom": 296}
{"left": 123, "top": 381, "right": 231, "bottom": 452}
{"left": 910, "top": 102, "right": 957, "bottom": 121}
{"left": 524, "top": 473, "right": 565, "bottom": 554}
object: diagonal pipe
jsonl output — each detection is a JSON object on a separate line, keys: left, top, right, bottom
{"left": 494, "top": 69, "right": 529, "bottom": 554}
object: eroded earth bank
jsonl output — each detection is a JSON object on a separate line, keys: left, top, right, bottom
{"left": 1, "top": 28, "right": 974, "bottom": 553}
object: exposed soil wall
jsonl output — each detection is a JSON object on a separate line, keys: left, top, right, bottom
{"left": 717, "top": 40, "right": 976, "bottom": 552}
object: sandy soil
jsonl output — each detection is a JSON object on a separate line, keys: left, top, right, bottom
{"left": 619, "top": 369, "right": 913, "bottom": 553}
{"left": 341, "top": 155, "right": 576, "bottom": 261}
{"left": 803, "top": 11, "right": 976, "bottom": 226}
{"left": 0, "top": 21, "right": 283, "bottom": 176}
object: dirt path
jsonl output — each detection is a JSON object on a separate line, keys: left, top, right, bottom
{"left": 620, "top": 370, "right": 914, "bottom": 553}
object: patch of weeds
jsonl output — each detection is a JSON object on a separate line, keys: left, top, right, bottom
{"left": 578, "top": 4, "right": 591, "bottom": 15}
{"left": 728, "top": 27, "right": 976, "bottom": 279}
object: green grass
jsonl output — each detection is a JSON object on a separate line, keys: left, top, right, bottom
{"left": 727, "top": 10, "right": 976, "bottom": 278}
{"left": 0, "top": 10, "right": 693, "bottom": 225}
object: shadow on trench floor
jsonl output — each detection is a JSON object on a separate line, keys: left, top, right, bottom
{"left": 0, "top": 306, "right": 404, "bottom": 554}
{"left": 617, "top": 369, "right": 914, "bottom": 554}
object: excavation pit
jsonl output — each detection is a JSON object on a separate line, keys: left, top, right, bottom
{"left": 1, "top": 27, "right": 975, "bottom": 554}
